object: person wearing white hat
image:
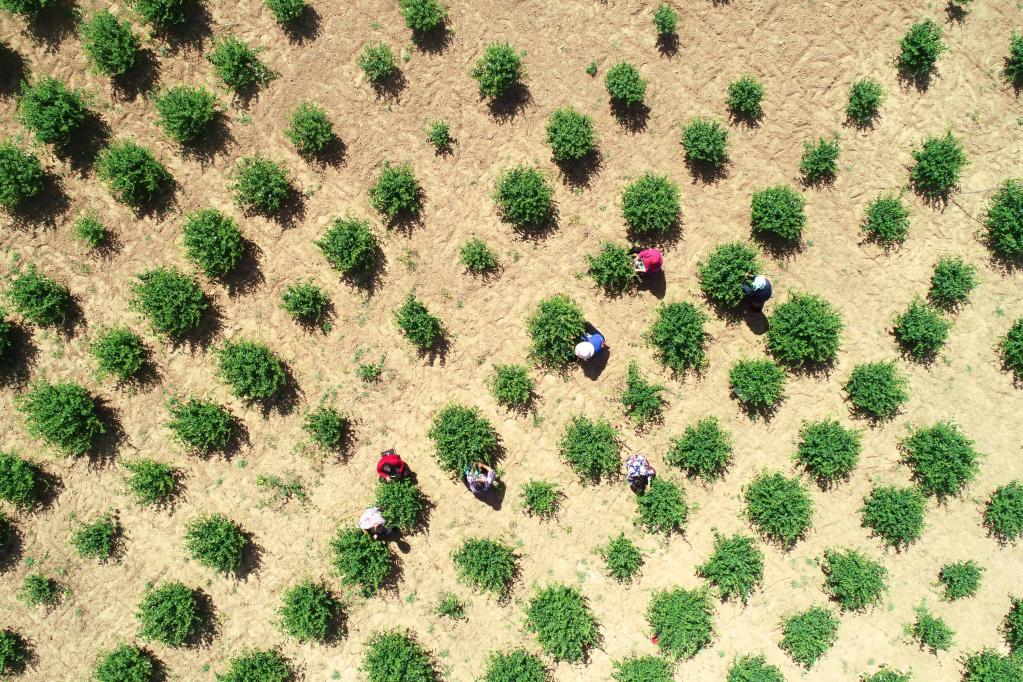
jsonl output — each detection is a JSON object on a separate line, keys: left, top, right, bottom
{"left": 742, "top": 275, "right": 772, "bottom": 312}
{"left": 574, "top": 325, "right": 607, "bottom": 361}
{"left": 359, "top": 507, "right": 394, "bottom": 540}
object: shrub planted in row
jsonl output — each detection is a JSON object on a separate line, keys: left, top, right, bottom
{"left": 7, "top": 265, "right": 71, "bottom": 326}
{"left": 697, "top": 532, "right": 764, "bottom": 603}
{"left": 929, "top": 256, "right": 977, "bottom": 310}
{"left": 232, "top": 155, "right": 290, "bottom": 215}
{"left": 280, "top": 281, "right": 329, "bottom": 325}
{"left": 185, "top": 513, "right": 248, "bottom": 575}
{"left": 359, "top": 43, "right": 398, "bottom": 85}
{"left": 893, "top": 297, "right": 950, "bottom": 361}
{"left": 17, "top": 381, "right": 105, "bottom": 456}
{"left": 587, "top": 242, "right": 636, "bottom": 295}
{"left": 846, "top": 78, "right": 884, "bottom": 126}
{"left": 729, "top": 359, "right": 785, "bottom": 413}
{"left": 520, "top": 480, "right": 559, "bottom": 518}
{"left": 208, "top": 35, "right": 274, "bottom": 93}
{"left": 681, "top": 118, "right": 729, "bottom": 170}
{"left": 939, "top": 560, "right": 982, "bottom": 601}
{"left": 0, "top": 141, "right": 44, "bottom": 210}
{"left": 667, "top": 417, "right": 732, "bottom": 480}
{"left": 278, "top": 579, "right": 339, "bottom": 642}
{"left": 131, "top": 0, "right": 195, "bottom": 30}
{"left": 863, "top": 194, "right": 911, "bottom": 245}
{"left": 780, "top": 606, "right": 838, "bottom": 667}
{"left": 370, "top": 162, "right": 421, "bottom": 220}
{"left": 17, "top": 76, "right": 87, "bottom": 147}
{"left": 316, "top": 217, "right": 379, "bottom": 282}
{"left": 800, "top": 137, "right": 840, "bottom": 185}
{"left": 613, "top": 655, "right": 674, "bottom": 682}
{"left": 751, "top": 185, "right": 805, "bottom": 241}
{"left": 80, "top": 10, "right": 139, "bottom": 77}
{"left": 494, "top": 165, "right": 553, "bottom": 229}
{"left": 910, "top": 132, "right": 966, "bottom": 199}
{"left": 985, "top": 180, "right": 1023, "bottom": 261}
{"left": 460, "top": 237, "right": 498, "bottom": 274}
{"left": 546, "top": 107, "right": 595, "bottom": 162}
{"left": 286, "top": 102, "right": 333, "bottom": 156}
{"left": 899, "top": 19, "right": 945, "bottom": 79}
{"left": 330, "top": 527, "right": 394, "bottom": 596}
{"left": 363, "top": 630, "right": 435, "bottom": 682}
{"left": 560, "top": 416, "right": 619, "bottom": 483}
{"left": 154, "top": 85, "right": 218, "bottom": 145}
{"left": 123, "top": 458, "right": 177, "bottom": 506}
{"left": 622, "top": 174, "right": 679, "bottom": 238}
{"left": 727, "top": 75, "right": 764, "bottom": 119}
{"left": 302, "top": 405, "right": 348, "bottom": 450}
{"left": 911, "top": 607, "right": 953, "bottom": 653}
{"left": 452, "top": 537, "right": 516, "bottom": 596}
{"left": 525, "top": 584, "right": 599, "bottom": 662}
{"left": 698, "top": 242, "right": 760, "bottom": 309}
{"left": 183, "top": 208, "right": 244, "bottom": 278}
{"left": 821, "top": 548, "right": 887, "bottom": 611}
{"left": 635, "top": 478, "right": 687, "bottom": 535}
{"left": 527, "top": 294, "right": 584, "bottom": 367}
{"left": 602, "top": 532, "right": 643, "bottom": 582}
{"left": 70, "top": 512, "right": 119, "bottom": 561}
{"left": 985, "top": 481, "right": 1023, "bottom": 542}
{"left": 93, "top": 643, "right": 157, "bottom": 682}
{"left": 621, "top": 362, "right": 665, "bottom": 426}
{"left": 744, "top": 471, "right": 813, "bottom": 546}
{"left": 901, "top": 421, "right": 979, "bottom": 498}
{"left": 844, "top": 361, "right": 908, "bottom": 420}
{"left": 136, "top": 581, "right": 203, "bottom": 647}
{"left": 767, "top": 293, "right": 843, "bottom": 367}
{"left": 648, "top": 301, "right": 708, "bottom": 373}
{"left": 167, "top": 397, "right": 233, "bottom": 453}
{"left": 490, "top": 363, "right": 532, "bottom": 408}
{"left": 399, "top": 0, "right": 445, "bottom": 33}
{"left": 647, "top": 587, "right": 713, "bottom": 660}
{"left": 217, "top": 648, "right": 292, "bottom": 682}
{"left": 605, "top": 62, "right": 646, "bottom": 107}
{"left": 375, "top": 478, "right": 426, "bottom": 533}
{"left": 484, "top": 649, "right": 547, "bottom": 682}
{"left": 217, "top": 340, "right": 287, "bottom": 401}
{"left": 728, "top": 656, "right": 783, "bottom": 682}
{"left": 473, "top": 42, "right": 522, "bottom": 99}
{"left": 91, "top": 327, "right": 147, "bottom": 382}
{"left": 0, "top": 450, "right": 43, "bottom": 507}
{"left": 131, "top": 267, "right": 207, "bottom": 338}
{"left": 795, "top": 418, "right": 860, "bottom": 485}
{"left": 97, "top": 140, "right": 172, "bottom": 206}
{"left": 861, "top": 485, "right": 926, "bottom": 548}
{"left": 395, "top": 294, "right": 444, "bottom": 350}
{"left": 428, "top": 404, "right": 497, "bottom": 475}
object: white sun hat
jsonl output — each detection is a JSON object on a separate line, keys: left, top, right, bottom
{"left": 574, "top": 341, "right": 595, "bottom": 360}
{"left": 752, "top": 275, "right": 768, "bottom": 290}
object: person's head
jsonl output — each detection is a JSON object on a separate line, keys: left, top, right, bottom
{"left": 629, "top": 477, "right": 648, "bottom": 495}
{"left": 575, "top": 341, "right": 595, "bottom": 361}
{"left": 751, "top": 275, "right": 768, "bottom": 290}
{"left": 381, "top": 463, "right": 396, "bottom": 477}
{"left": 633, "top": 255, "right": 646, "bottom": 273}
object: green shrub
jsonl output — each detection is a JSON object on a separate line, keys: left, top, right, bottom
{"left": 647, "top": 587, "right": 713, "bottom": 660}
{"left": 0, "top": 450, "right": 43, "bottom": 507}
{"left": 697, "top": 532, "right": 764, "bottom": 603}
{"left": 185, "top": 513, "right": 247, "bottom": 574}
{"left": 182, "top": 209, "right": 244, "bottom": 278}
{"left": 939, "top": 560, "right": 982, "bottom": 600}
{"left": 985, "top": 179, "right": 1023, "bottom": 261}
{"left": 681, "top": 118, "right": 729, "bottom": 169}
{"left": 356, "top": 360, "right": 383, "bottom": 382}
{"left": 452, "top": 537, "right": 516, "bottom": 596}
{"left": 472, "top": 42, "right": 522, "bottom": 98}
{"left": 17, "top": 76, "right": 87, "bottom": 147}
{"left": 123, "top": 458, "right": 176, "bottom": 506}
{"left": 0, "top": 628, "right": 27, "bottom": 676}
{"left": 427, "top": 404, "right": 497, "bottom": 475}
{"left": 216, "top": 340, "right": 287, "bottom": 401}
{"left": 928, "top": 257, "right": 977, "bottom": 310}
{"left": 302, "top": 406, "right": 349, "bottom": 450}
{"left": 621, "top": 173, "right": 680, "bottom": 237}
{"left": 482, "top": 649, "right": 546, "bottom": 682}
{"left": 136, "top": 582, "right": 202, "bottom": 646}
{"left": 605, "top": 62, "right": 646, "bottom": 106}
{"left": 130, "top": 267, "right": 207, "bottom": 338}
{"left": 278, "top": 579, "right": 339, "bottom": 642}
{"left": 1006, "top": 32, "right": 1023, "bottom": 86}
{"left": 698, "top": 242, "right": 760, "bottom": 308}
{"left": 766, "top": 293, "right": 843, "bottom": 367}
{"left": 726, "top": 655, "right": 783, "bottom": 682}
{"left": 93, "top": 643, "right": 157, "bottom": 682}
{"left": 546, "top": 107, "right": 595, "bottom": 162}
{"left": 844, "top": 361, "right": 908, "bottom": 420}
{"left": 613, "top": 655, "right": 673, "bottom": 682}
{"left": 744, "top": 471, "right": 813, "bottom": 546}
{"left": 459, "top": 237, "right": 498, "bottom": 276}
{"left": 652, "top": 3, "right": 677, "bottom": 34}
{"left": 370, "top": 162, "right": 421, "bottom": 219}
{"left": 399, "top": 0, "right": 445, "bottom": 32}
{"left": 602, "top": 533, "right": 642, "bottom": 582}
{"left": 863, "top": 668, "right": 912, "bottom": 682}
{"left": 280, "top": 281, "right": 329, "bottom": 324}
{"left": 636, "top": 478, "right": 687, "bottom": 535}
{"left": 621, "top": 362, "right": 665, "bottom": 425}
{"left": 862, "top": 194, "right": 911, "bottom": 245}
{"left": 375, "top": 478, "right": 425, "bottom": 533}
{"left": 167, "top": 398, "right": 233, "bottom": 453}
{"left": 751, "top": 185, "right": 805, "bottom": 241}
{"left": 208, "top": 35, "right": 273, "bottom": 92}
{"left": 780, "top": 606, "right": 839, "bottom": 668}
{"left": 80, "top": 10, "right": 139, "bottom": 76}
{"left": 0, "top": 512, "right": 10, "bottom": 550}
{"left": 520, "top": 480, "right": 559, "bottom": 518}
{"left": 75, "top": 214, "right": 107, "bottom": 248}
{"left": 154, "top": 86, "right": 218, "bottom": 145}
{"left": 17, "top": 381, "right": 105, "bottom": 456}
{"left": 232, "top": 155, "right": 290, "bottom": 214}
{"left": 435, "top": 592, "right": 464, "bottom": 619}
{"left": 284, "top": 102, "right": 333, "bottom": 155}
{"left": 490, "top": 364, "right": 532, "bottom": 408}
{"left": 861, "top": 486, "right": 926, "bottom": 548}
{"left": 910, "top": 608, "right": 953, "bottom": 653}
{"left": 962, "top": 649, "right": 1023, "bottom": 681}
{"left": 527, "top": 294, "right": 585, "bottom": 367}
{"left": 525, "top": 584, "right": 599, "bottom": 662}
{"left": 316, "top": 217, "right": 379, "bottom": 280}
{"left": 846, "top": 78, "right": 884, "bottom": 126}
{"left": 363, "top": 630, "right": 435, "bottom": 682}
{"left": 0, "top": 314, "right": 11, "bottom": 361}
{"left": 97, "top": 140, "right": 172, "bottom": 206}
{"left": 899, "top": 19, "right": 946, "bottom": 78}
{"left": 359, "top": 42, "right": 398, "bottom": 85}
{"left": 800, "top": 137, "right": 840, "bottom": 185}
{"left": 494, "top": 165, "right": 554, "bottom": 229}
{"left": 910, "top": 132, "right": 967, "bottom": 199}
{"left": 70, "top": 512, "right": 119, "bottom": 560}
{"left": 216, "top": 648, "right": 292, "bottom": 682}
{"left": 426, "top": 120, "right": 451, "bottom": 153}
{"left": 893, "top": 297, "right": 950, "bottom": 360}
{"left": 0, "top": 0, "right": 47, "bottom": 15}
{"left": 394, "top": 294, "right": 444, "bottom": 350}
{"left": 7, "top": 265, "right": 71, "bottom": 326}
{"left": 902, "top": 421, "right": 979, "bottom": 498}
{"left": 1005, "top": 598, "right": 1023, "bottom": 653}
{"left": 0, "top": 140, "right": 44, "bottom": 209}
{"left": 667, "top": 417, "right": 732, "bottom": 480}
{"left": 586, "top": 61, "right": 597, "bottom": 77}
{"left": 729, "top": 359, "right": 786, "bottom": 413}
{"left": 131, "top": 0, "right": 194, "bottom": 30}
{"left": 19, "top": 572, "right": 59, "bottom": 606}
{"left": 265, "top": 0, "right": 305, "bottom": 24}
{"left": 559, "top": 416, "right": 619, "bottom": 483}
{"left": 821, "top": 548, "right": 887, "bottom": 611}
{"left": 330, "top": 527, "right": 393, "bottom": 596}
{"left": 985, "top": 481, "right": 1023, "bottom": 542}
{"left": 795, "top": 418, "right": 861, "bottom": 484}
{"left": 727, "top": 75, "right": 764, "bottom": 119}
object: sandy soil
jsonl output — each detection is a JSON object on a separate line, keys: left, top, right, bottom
{"left": 2, "top": 0, "right": 1023, "bottom": 679}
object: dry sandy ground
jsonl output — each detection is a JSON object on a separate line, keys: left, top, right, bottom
{"left": 2, "top": 0, "right": 1023, "bottom": 679}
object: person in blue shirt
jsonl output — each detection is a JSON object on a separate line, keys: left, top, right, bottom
{"left": 575, "top": 324, "right": 607, "bottom": 361}
{"left": 742, "top": 275, "right": 772, "bottom": 312}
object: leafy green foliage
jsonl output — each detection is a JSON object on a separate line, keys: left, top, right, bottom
{"left": 899, "top": 19, "right": 946, "bottom": 78}
{"left": 984, "top": 481, "right": 1023, "bottom": 542}
{"left": 494, "top": 165, "right": 554, "bottom": 229}
{"left": 0, "top": 314, "right": 11, "bottom": 361}
{"left": 546, "top": 107, "right": 595, "bottom": 162}
{"left": 182, "top": 209, "right": 244, "bottom": 278}
{"left": 652, "top": 3, "right": 677, "bottom": 35}
{"left": 698, "top": 242, "right": 760, "bottom": 308}
{"left": 131, "top": 0, "right": 194, "bottom": 30}
{"left": 862, "top": 194, "right": 911, "bottom": 245}
{"left": 962, "top": 649, "right": 1023, "bottom": 681}
{"left": 751, "top": 185, "right": 806, "bottom": 241}
{"left": 1004, "top": 598, "right": 1023, "bottom": 653}
{"left": 0, "top": 628, "right": 27, "bottom": 676}
{"left": 729, "top": 359, "right": 786, "bottom": 413}
{"left": 216, "top": 340, "right": 287, "bottom": 401}
{"left": 395, "top": 294, "right": 444, "bottom": 350}
{"left": 316, "top": 217, "right": 379, "bottom": 280}
{"left": 375, "top": 479, "right": 426, "bottom": 533}
{"left": 232, "top": 155, "right": 290, "bottom": 214}
{"left": 910, "top": 132, "right": 967, "bottom": 199}
{"left": 862, "top": 668, "right": 912, "bottom": 682}
{"left": 727, "top": 75, "right": 764, "bottom": 119}
{"left": 435, "top": 592, "right": 464, "bottom": 619}
{"left": 636, "top": 478, "right": 687, "bottom": 535}
{"left": 452, "top": 538, "right": 516, "bottom": 596}
{"left": 428, "top": 404, "right": 498, "bottom": 475}
{"left": 7, "top": 265, "right": 71, "bottom": 326}
{"left": 527, "top": 294, "right": 585, "bottom": 367}
{"left": 586, "top": 61, "right": 597, "bottom": 77}
{"left": 766, "top": 293, "right": 843, "bottom": 367}
{"left": 929, "top": 257, "right": 977, "bottom": 310}
{"left": 283, "top": 102, "right": 334, "bottom": 155}
{"left": 123, "top": 458, "right": 176, "bottom": 506}
{"left": 278, "top": 579, "right": 339, "bottom": 642}
{"left": 472, "top": 42, "right": 523, "bottom": 98}
{"left": 861, "top": 486, "right": 926, "bottom": 548}
{"left": 167, "top": 398, "right": 233, "bottom": 454}
{"left": 605, "top": 62, "right": 646, "bottom": 106}
{"left": 602, "top": 533, "right": 643, "bottom": 582}
{"left": 17, "top": 76, "right": 87, "bottom": 147}
{"left": 426, "top": 120, "right": 451, "bottom": 152}
{"left": 330, "top": 527, "right": 394, "bottom": 596}
{"left": 586, "top": 243, "right": 638, "bottom": 296}
{"left": 19, "top": 572, "right": 59, "bottom": 606}
{"left": 93, "top": 643, "right": 157, "bottom": 682}
{"left": 795, "top": 418, "right": 861, "bottom": 484}
{"left": 698, "top": 532, "right": 764, "bottom": 603}
{"left": 846, "top": 78, "right": 884, "bottom": 126}
{"left": 559, "top": 416, "right": 619, "bottom": 483}
{"left": 208, "top": 35, "right": 273, "bottom": 92}
{"left": 744, "top": 471, "right": 813, "bottom": 546}
{"left": 185, "top": 513, "right": 248, "bottom": 574}
{"left": 985, "top": 180, "right": 1023, "bottom": 261}
{"left": 939, "top": 560, "right": 982, "bottom": 600}
{"left": 520, "top": 480, "right": 559, "bottom": 518}
{"left": 621, "top": 173, "right": 680, "bottom": 237}
{"left": 97, "top": 140, "right": 171, "bottom": 206}
{"left": 780, "top": 606, "right": 839, "bottom": 668}
{"left": 80, "top": 10, "right": 139, "bottom": 76}
{"left": 70, "top": 512, "right": 119, "bottom": 560}
{"left": 621, "top": 362, "right": 666, "bottom": 425}
{"left": 1006, "top": 32, "right": 1023, "bottom": 86}
{"left": 359, "top": 43, "right": 398, "bottom": 84}
{"left": 370, "top": 162, "right": 421, "bottom": 219}
{"left": 216, "top": 648, "right": 292, "bottom": 682}
{"left": 893, "top": 297, "right": 950, "bottom": 360}
{"left": 399, "top": 0, "right": 445, "bottom": 33}
{"left": 483, "top": 649, "right": 547, "bottom": 682}
{"left": 647, "top": 587, "right": 713, "bottom": 660}
{"left": 362, "top": 630, "right": 435, "bottom": 682}
{"left": 844, "top": 361, "right": 908, "bottom": 420}
{"left": 130, "top": 267, "right": 207, "bottom": 338}
{"left": 0, "top": 450, "right": 43, "bottom": 507}
{"left": 280, "top": 281, "right": 329, "bottom": 324}
{"left": 901, "top": 421, "right": 979, "bottom": 498}
{"left": 667, "top": 417, "right": 732, "bottom": 480}
{"left": 800, "top": 137, "right": 840, "bottom": 184}
{"left": 821, "top": 548, "right": 887, "bottom": 611}
{"left": 154, "top": 86, "right": 218, "bottom": 145}
{"left": 17, "top": 381, "right": 105, "bottom": 456}
{"left": 681, "top": 118, "right": 729, "bottom": 169}
{"left": 525, "top": 584, "right": 599, "bottom": 662}
{"left": 265, "top": 0, "right": 305, "bottom": 24}
{"left": 0, "top": 140, "right": 44, "bottom": 210}
{"left": 0, "top": 0, "right": 47, "bottom": 15}
{"left": 911, "top": 608, "right": 953, "bottom": 652}
{"left": 727, "top": 656, "right": 784, "bottom": 682}
{"left": 75, "top": 214, "right": 107, "bottom": 248}
{"left": 613, "top": 655, "right": 674, "bottom": 682}
{"left": 491, "top": 364, "right": 532, "bottom": 408}
{"left": 136, "top": 581, "right": 202, "bottom": 647}
{"left": 461, "top": 237, "right": 499, "bottom": 274}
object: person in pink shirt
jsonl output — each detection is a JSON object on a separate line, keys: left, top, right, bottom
{"left": 629, "top": 246, "right": 663, "bottom": 274}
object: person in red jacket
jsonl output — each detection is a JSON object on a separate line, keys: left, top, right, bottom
{"left": 377, "top": 449, "right": 409, "bottom": 481}
{"left": 629, "top": 246, "right": 663, "bottom": 275}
